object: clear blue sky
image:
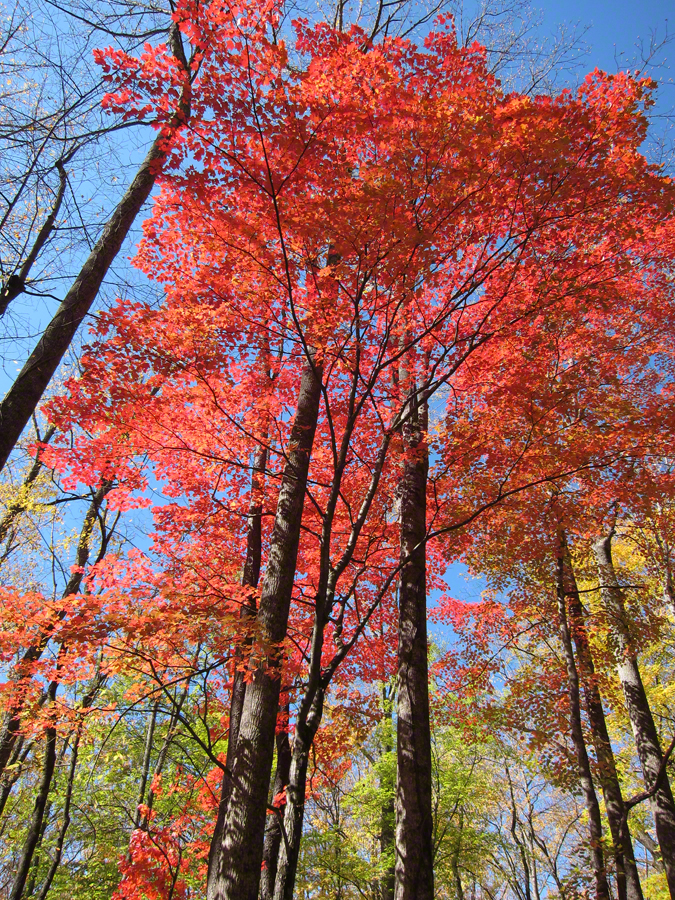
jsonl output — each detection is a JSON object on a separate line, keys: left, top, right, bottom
{"left": 539, "top": 0, "right": 671, "bottom": 72}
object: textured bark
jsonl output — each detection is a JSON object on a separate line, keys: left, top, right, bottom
{"left": 207, "top": 444, "right": 267, "bottom": 894}
{"left": 555, "top": 549, "right": 610, "bottom": 900}
{"left": 562, "top": 542, "right": 643, "bottom": 900}
{"left": 36, "top": 673, "right": 103, "bottom": 900}
{"left": 594, "top": 531, "right": 675, "bottom": 897}
{"left": 0, "top": 479, "right": 112, "bottom": 781}
{"left": 208, "top": 358, "right": 322, "bottom": 900}
{"left": 395, "top": 391, "right": 433, "bottom": 900}
{"left": 272, "top": 690, "right": 324, "bottom": 900}
{"left": 261, "top": 703, "right": 292, "bottom": 900}
{"left": 0, "top": 25, "right": 190, "bottom": 473}
{"left": 9, "top": 680, "right": 58, "bottom": 900}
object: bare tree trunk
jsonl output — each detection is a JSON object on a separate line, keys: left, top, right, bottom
{"left": 562, "top": 539, "right": 643, "bottom": 900}
{"left": 208, "top": 357, "right": 322, "bottom": 900}
{"left": 395, "top": 386, "right": 433, "bottom": 900}
{"left": 0, "top": 161, "right": 68, "bottom": 316}
{"left": 0, "top": 423, "right": 55, "bottom": 552}
{"left": 380, "top": 686, "right": 396, "bottom": 900}
{"left": 206, "top": 444, "right": 267, "bottom": 893}
{"left": 0, "top": 25, "right": 190, "bottom": 473}
{"left": 9, "top": 679, "right": 58, "bottom": 900}
{"left": 133, "top": 702, "right": 159, "bottom": 833}
{"left": 261, "top": 701, "right": 292, "bottom": 900}
{"left": 450, "top": 809, "right": 465, "bottom": 900}
{"left": 272, "top": 689, "right": 324, "bottom": 900}
{"left": 555, "top": 547, "right": 610, "bottom": 900}
{"left": 594, "top": 530, "right": 675, "bottom": 897}
{"left": 0, "top": 479, "right": 112, "bottom": 781}
{"left": 36, "top": 673, "right": 104, "bottom": 900}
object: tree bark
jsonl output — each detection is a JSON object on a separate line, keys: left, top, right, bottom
{"left": 36, "top": 673, "right": 104, "bottom": 900}
{"left": 555, "top": 547, "right": 610, "bottom": 900}
{"left": 272, "top": 689, "right": 324, "bottom": 900}
{"left": 9, "top": 679, "right": 58, "bottom": 900}
{"left": 133, "top": 702, "right": 158, "bottom": 833}
{"left": 0, "top": 25, "right": 190, "bottom": 473}
{"left": 206, "top": 444, "right": 267, "bottom": 894}
{"left": 561, "top": 539, "right": 643, "bottom": 900}
{"left": 0, "top": 479, "right": 112, "bottom": 781}
{"left": 261, "top": 701, "right": 292, "bottom": 900}
{"left": 380, "top": 686, "right": 396, "bottom": 900}
{"left": 208, "top": 357, "right": 322, "bottom": 900}
{"left": 395, "top": 387, "right": 434, "bottom": 900}
{"left": 594, "top": 530, "right": 675, "bottom": 897}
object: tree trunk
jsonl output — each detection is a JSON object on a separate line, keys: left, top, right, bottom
{"left": 594, "top": 530, "right": 675, "bottom": 897}
{"left": 380, "top": 686, "right": 396, "bottom": 900}
{"left": 272, "top": 690, "right": 324, "bottom": 900}
{"left": 555, "top": 548, "right": 610, "bottom": 900}
{"left": 206, "top": 444, "right": 267, "bottom": 894}
{"left": 0, "top": 423, "right": 56, "bottom": 552}
{"left": 0, "top": 479, "right": 112, "bottom": 781}
{"left": 133, "top": 702, "right": 158, "bottom": 833}
{"left": 9, "top": 680, "right": 58, "bottom": 900}
{"left": 208, "top": 357, "right": 322, "bottom": 900}
{"left": 0, "top": 25, "right": 190, "bottom": 473}
{"left": 36, "top": 673, "right": 104, "bottom": 900}
{"left": 0, "top": 161, "right": 68, "bottom": 316}
{"left": 395, "top": 387, "right": 434, "bottom": 900}
{"left": 261, "top": 701, "right": 292, "bottom": 900}
{"left": 562, "top": 539, "right": 643, "bottom": 900}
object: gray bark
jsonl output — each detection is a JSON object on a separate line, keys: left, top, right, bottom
{"left": 594, "top": 530, "right": 675, "bottom": 897}
{"left": 395, "top": 388, "right": 433, "bottom": 900}
{"left": 36, "top": 673, "right": 104, "bottom": 900}
{"left": 562, "top": 540, "right": 643, "bottom": 900}
{"left": 207, "top": 444, "right": 267, "bottom": 893}
{"left": 555, "top": 548, "right": 610, "bottom": 900}
{"left": 261, "top": 702, "right": 292, "bottom": 900}
{"left": 9, "top": 680, "right": 58, "bottom": 900}
{"left": 272, "top": 690, "right": 324, "bottom": 900}
{"left": 208, "top": 357, "right": 322, "bottom": 900}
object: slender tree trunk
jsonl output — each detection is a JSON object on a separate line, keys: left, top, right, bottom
{"left": 0, "top": 161, "right": 68, "bottom": 316}
{"left": 0, "top": 423, "right": 55, "bottom": 552}
{"left": 206, "top": 444, "right": 267, "bottom": 894}
{"left": 555, "top": 548, "right": 610, "bottom": 900}
{"left": 133, "top": 702, "right": 158, "bottom": 833}
{"left": 0, "top": 479, "right": 112, "bottom": 781}
{"left": 0, "top": 737, "right": 31, "bottom": 821}
{"left": 273, "top": 689, "right": 324, "bottom": 900}
{"left": 261, "top": 701, "right": 292, "bottom": 900}
{"left": 0, "top": 26, "right": 190, "bottom": 473}
{"left": 140, "top": 683, "right": 190, "bottom": 830}
{"left": 562, "top": 539, "right": 643, "bottom": 900}
{"left": 594, "top": 530, "right": 675, "bottom": 897}
{"left": 450, "top": 809, "right": 465, "bottom": 900}
{"left": 35, "top": 674, "right": 104, "bottom": 900}
{"left": 208, "top": 357, "right": 322, "bottom": 900}
{"left": 9, "top": 680, "right": 58, "bottom": 900}
{"left": 395, "top": 386, "right": 433, "bottom": 900}
{"left": 380, "top": 687, "right": 396, "bottom": 900}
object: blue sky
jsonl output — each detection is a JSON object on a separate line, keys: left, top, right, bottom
{"left": 538, "top": 0, "right": 670, "bottom": 74}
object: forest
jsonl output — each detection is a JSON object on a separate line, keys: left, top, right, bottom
{"left": 0, "top": 0, "right": 674, "bottom": 898}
